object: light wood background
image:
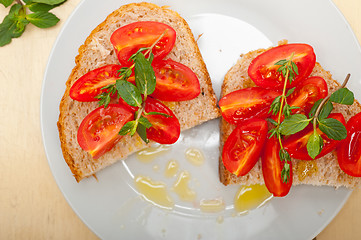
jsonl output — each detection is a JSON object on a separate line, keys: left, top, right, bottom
{"left": 0, "top": 0, "right": 360, "bottom": 239}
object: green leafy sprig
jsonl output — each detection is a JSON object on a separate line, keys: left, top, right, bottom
{"left": 268, "top": 55, "right": 354, "bottom": 183}
{"left": 95, "top": 31, "right": 170, "bottom": 143}
{"left": 268, "top": 53, "right": 299, "bottom": 183}
{"left": 306, "top": 74, "right": 353, "bottom": 158}
{"left": 0, "top": 0, "right": 66, "bottom": 47}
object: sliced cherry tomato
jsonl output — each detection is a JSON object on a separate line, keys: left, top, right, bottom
{"left": 77, "top": 104, "right": 134, "bottom": 159}
{"left": 337, "top": 112, "right": 361, "bottom": 177}
{"left": 126, "top": 59, "right": 200, "bottom": 101}
{"left": 143, "top": 97, "right": 180, "bottom": 144}
{"left": 219, "top": 87, "right": 280, "bottom": 125}
{"left": 283, "top": 113, "right": 346, "bottom": 160}
{"left": 151, "top": 59, "right": 200, "bottom": 101}
{"left": 288, "top": 76, "right": 328, "bottom": 114}
{"left": 222, "top": 119, "right": 268, "bottom": 176}
{"left": 70, "top": 65, "right": 122, "bottom": 101}
{"left": 110, "top": 21, "right": 176, "bottom": 66}
{"left": 262, "top": 136, "right": 292, "bottom": 197}
{"left": 248, "top": 44, "right": 316, "bottom": 90}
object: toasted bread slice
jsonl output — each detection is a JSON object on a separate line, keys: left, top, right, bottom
{"left": 219, "top": 42, "right": 361, "bottom": 188}
{"left": 57, "top": 3, "right": 220, "bottom": 182}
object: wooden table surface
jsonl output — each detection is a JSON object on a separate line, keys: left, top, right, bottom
{"left": 1, "top": 0, "right": 360, "bottom": 239}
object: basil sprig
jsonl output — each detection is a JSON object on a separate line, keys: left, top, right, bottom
{"left": 95, "top": 37, "right": 170, "bottom": 144}
{"left": 0, "top": 0, "right": 66, "bottom": 47}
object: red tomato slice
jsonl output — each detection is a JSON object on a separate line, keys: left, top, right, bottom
{"left": 143, "top": 97, "right": 180, "bottom": 144}
{"left": 77, "top": 104, "right": 134, "bottom": 159}
{"left": 337, "top": 112, "right": 361, "bottom": 177}
{"left": 288, "top": 76, "right": 328, "bottom": 114}
{"left": 70, "top": 65, "right": 122, "bottom": 101}
{"left": 248, "top": 44, "right": 316, "bottom": 90}
{"left": 262, "top": 136, "right": 292, "bottom": 197}
{"left": 222, "top": 119, "right": 268, "bottom": 176}
{"left": 283, "top": 113, "right": 346, "bottom": 160}
{"left": 219, "top": 87, "right": 280, "bottom": 125}
{"left": 110, "top": 21, "right": 176, "bottom": 66}
{"left": 151, "top": 59, "right": 200, "bottom": 101}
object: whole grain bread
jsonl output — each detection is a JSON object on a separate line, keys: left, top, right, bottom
{"left": 58, "top": 3, "right": 220, "bottom": 182}
{"left": 219, "top": 42, "right": 361, "bottom": 188}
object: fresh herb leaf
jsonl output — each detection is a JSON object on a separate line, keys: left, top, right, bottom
{"left": 145, "top": 111, "right": 172, "bottom": 118}
{"left": 138, "top": 116, "right": 152, "bottom": 129}
{"left": 275, "top": 59, "right": 288, "bottom": 66}
{"left": 329, "top": 88, "right": 354, "bottom": 105}
{"left": 119, "top": 120, "right": 137, "bottom": 136}
{"left": 309, "top": 99, "right": 322, "bottom": 118}
{"left": 281, "top": 162, "right": 291, "bottom": 183}
{"left": 307, "top": 131, "right": 323, "bottom": 159}
{"left": 269, "top": 96, "right": 282, "bottom": 114}
{"left": 285, "top": 87, "right": 296, "bottom": 97}
{"left": 278, "top": 114, "right": 310, "bottom": 135}
{"left": 136, "top": 123, "right": 149, "bottom": 143}
{"left": 134, "top": 53, "right": 156, "bottom": 96}
{"left": 94, "top": 84, "right": 116, "bottom": 108}
{"left": 0, "top": 0, "right": 13, "bottom": 7}
{"left": 26, "top": 11, "right": 59, "bottom": 28}
{"left": 31, "top": 0, "right": 66, "bottom": 4}
{"left": 0, "top": 4, "right": 29, "bottom": 46}
{"left": 318, "top": 118, "right": 347, "bottom": 140}
{"left": 291, "top": 61, "right": 298, "bottom": 75}
{"left": 318, "top": 100, "right": 333, "bottom": 119}
{"left": 27, "top": 3, "right": 57, "bottom": 12}
{"left": 279, "top": 148, "right": 291, "bottom": 162}
{"left": 115, "top": 79, "right": 142, "bottom": 107}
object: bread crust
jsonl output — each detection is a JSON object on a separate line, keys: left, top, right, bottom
{"left": 219, "top": 43, "right": 361, "bottom": 188}
{"left": 57, "top": 3, "right": 220, "bottom": 181}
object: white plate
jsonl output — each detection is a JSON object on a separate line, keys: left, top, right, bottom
{"left": 41, "top": 0, "right": 361, "bottom": 239}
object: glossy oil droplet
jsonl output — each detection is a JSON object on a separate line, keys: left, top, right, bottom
{"left": 134, "top": 176, "right": 174, "bottom": 209}
{"left": 234, "top": 184, "right": 272, "bottom": 213}
{"left": 296, "top": 160, "right": 318, "bottom": 182}
{"left": 185, "top": 148, "right": 204, "bottom": 166}
{"left": 172, "top": 171, "right": 196, "bottom": 202}
{"left": 164, "top": 160, "right": 179, "bottom": 178}
{"left": 199, "top": 198, "right": 225, "bottom": 213}
{"left": 136, "top": 145, "right": 171, "bottom": 163}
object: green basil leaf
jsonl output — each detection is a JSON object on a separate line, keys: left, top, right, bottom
{"left": 306, "top": 131, "right": 323, "bottom": 159}
{"left": 0, "top": 15, "right": 15, "bottom": 46}
{"left": 318, "top": 118, "right": 347, "bottom": 140}
{"left": 134, "top": 53, "right": 156, "bottom": 96}
{"left": 291, "top": 61, "right": 299, "bottom": 75}
{"left": 138, "top": 116, "right": 152, "bottom": 129}
{"left": 136, "top": 123, "right": 149, "bottom": 143}
{"left": 119, "top": 121, "right": 137, "bottom": 136}
{"left": 275, "top": 59, "right": 288, "bottom": 66}
{"left": 145, "top": 111, "right": 172, "bottom": 118}
{"left": 281, "top": 162, "right": 290, "bottom": 183}
{"left": 309, "top": 99, "right": 322, "bottom": 118}
{"left": 279, "top": 149, "right": 291, "bottom": 162}
{"left": 267, "top": 118, "right": 278, "bottom": 127}
{"left": 0, "top": 0, "right": 13, "bottom": 7}
{"left": 31, "top": 0, "right": 66, "bottom": 4}
{"left": 0, "top": 4, "right": 29, "bottom": 46}
{"left": 115, "top": 80, "right": 142, "bottom": 107}
{"left": 26, "top": 11, "right": 59, "bottom": 28}
{"left": 27, "top": 3, "right": 55, "bottom": 12}
{"left": 330, "top": 88, "right": 354, "bottom": 105}
{"left": 279, "top": 114, "right": 310, "bottom": 135}
{"left": 285, "top": 87, "right": 296, "bottom": 97}
{"left": 269, "top": 96, "right": 282, "bottom": 114}
{"left": 318, "top": 100, "right": 333, "bottom": 119}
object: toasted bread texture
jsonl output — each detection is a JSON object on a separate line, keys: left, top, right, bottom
{"left": 57, "top": 3, "right": 220, "bottom": 182}
{"left": 219, "top": 42, "right": 361, "bottom": 188}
